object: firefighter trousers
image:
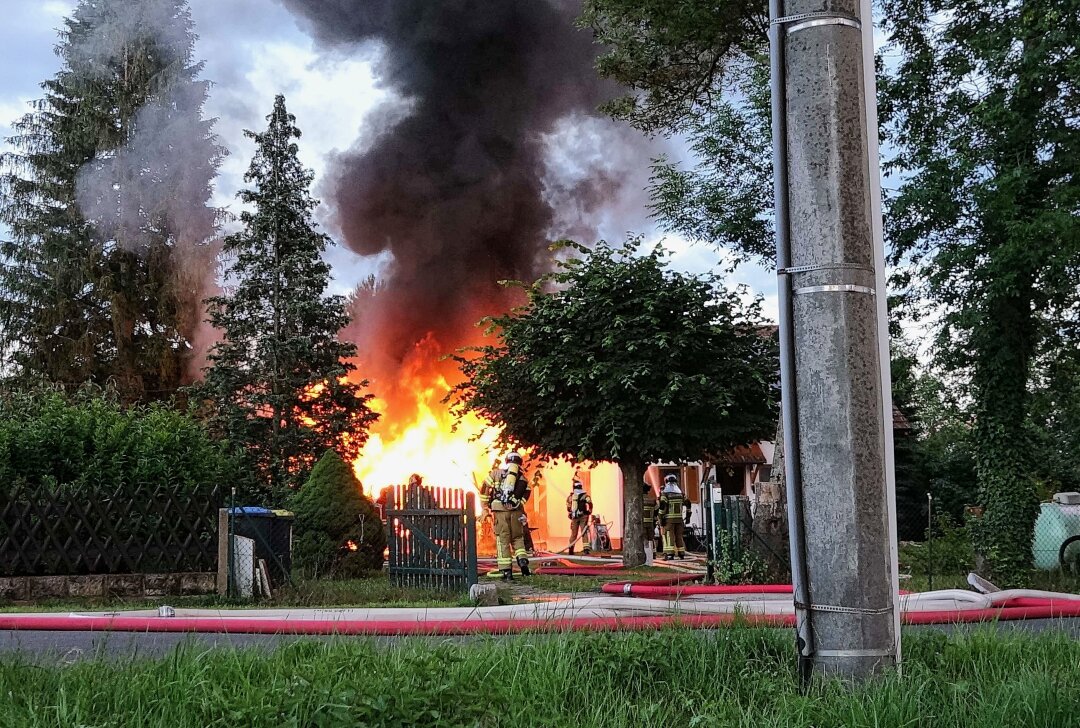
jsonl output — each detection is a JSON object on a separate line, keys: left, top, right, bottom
{"left": 568, "top": 516, "right": 590, "bottom": 552}
{"left": 663, "top": 520, "right": 685, "bottom": 556}
{"left": 494, "top": 508, "right": 527, "bottom": 570}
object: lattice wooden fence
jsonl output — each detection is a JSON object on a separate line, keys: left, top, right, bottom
{"left": 0, "top": 481, "right": 224, "bottom": 576}
{"left": 385, "top": 484, "right": 478, "bottom": 590}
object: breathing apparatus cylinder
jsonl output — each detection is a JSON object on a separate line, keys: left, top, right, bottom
{"left": 499, "top": 452, "right": 527, "bottom": 504}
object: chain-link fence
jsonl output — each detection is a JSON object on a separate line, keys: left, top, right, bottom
{"left": 698, "top": 488, "right": 1080, "bottom": 589}
{"left": 896, "top": 491, "right": 1080, "bottom": 590}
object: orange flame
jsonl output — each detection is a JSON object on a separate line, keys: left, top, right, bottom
{"left": 350, "top": 335, "right": 500, "bottom": 511}
{"left": 345, "top": 540, "right": 359, "bottom": 552}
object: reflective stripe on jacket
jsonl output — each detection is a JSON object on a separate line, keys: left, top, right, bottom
{"left": 643, "top": 494, "right": 657, "bottom": 526}
{"left": 658, "top": 493, "right": 684, "bottom": 523}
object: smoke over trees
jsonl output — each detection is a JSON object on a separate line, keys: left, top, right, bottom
{"left": 0, "top": 0, "right": 224, "bottom": 403}
{"left": 278, "top": 0, "right": 639, "bottom": 392}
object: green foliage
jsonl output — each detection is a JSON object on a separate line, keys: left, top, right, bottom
{"left": 0, "top": 0, "right": 225, "bottom": 404}
{"left": 711, "top": 534, "right": 768, "bottom": 585}
{"left": 200, "top": 96, "right": 377, "bottom": 494}
{"left": 579, "top": 0, "right": 768, "bottom": 133}
{"left": 451, "top": 238, "right": 778, "bottom": 565}
{"left": 1028, "top": 343, "right": 1080, "bottom": 494}
{"left": 580, "top": 0, "right": 774, "bottom": 263}
{"left": 648, "top": 58, "right": 774, "bottom": 260}
{"left": 880, "top": 0, "right": 1080, "bottom": 583}
{"left": 0, "top": 387, "right": 242, "bottom": 500}
{"left": 453, "top": 238, "right": 778, "bottom": 464}
{"left": 900, "top": 515, "right": 976, "bottom": 580}
{"left": 288, "top": 450, "right": 384, "bottom": 577}
{"left": 3, "top": 630, "right": 1080, "bottom": 727}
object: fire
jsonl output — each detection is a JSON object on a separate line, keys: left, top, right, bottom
{"left": 350, "top": 335, "right": 501, "bottom": 510}
{"left": 345, "top": 540, "right": 359, "bottom": 552}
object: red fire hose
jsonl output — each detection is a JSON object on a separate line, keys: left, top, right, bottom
{"left": 3, "top": 598, "right": 1080, "bottom": 636}
{"left": 603, "top": 581, "right": 791, "bottom": 596}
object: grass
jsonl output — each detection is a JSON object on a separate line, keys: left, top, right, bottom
{"left": 0, "top": 577, "right": 474, "bottom": 613}
{"left": 1, "top": 628, "right": 1078, "bottom": 726}
{"left": 0, "top": 565, "right": 681, "bottom": 613}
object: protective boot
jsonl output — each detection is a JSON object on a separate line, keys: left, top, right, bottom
{"left": 517, "top": 556, "right": 531, "bottom": 577}
{"left": 568, "top": 546, "right": 575, "bottom": 555}
{"left": 501, "top": 569, "right": 514, "bottom": 582}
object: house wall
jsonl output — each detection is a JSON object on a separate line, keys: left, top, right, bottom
{"left": 538, "top": 460, "right": 622, "bottom": 547}
{"left": 531, "top": 442, "right": 777, "bottom": 549}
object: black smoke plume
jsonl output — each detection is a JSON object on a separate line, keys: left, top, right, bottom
{"left": 279, "top": 0, "right": 631, "bottom": 397}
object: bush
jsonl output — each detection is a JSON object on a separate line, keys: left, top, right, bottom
{"left": 711, "top": 533, "right": 769, "bottom": 585}
{"left": 899, "top": 514, "right": 975, "bottom": 579}
{"left": 0, "top": 388, "right": 243, "bottom": 500}
{"left": 288, "top": 450, "right": 384, "bottom": 577}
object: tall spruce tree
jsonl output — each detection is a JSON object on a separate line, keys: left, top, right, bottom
{"left": 0, "top": 0, "right": 224, "bottom": 402}
{"left": 203, "top": 96, "right": 377, "bottom": 496}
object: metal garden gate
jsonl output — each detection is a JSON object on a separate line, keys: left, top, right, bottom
{"left": 385, "top": 483, "right": 478, "bottom": 590}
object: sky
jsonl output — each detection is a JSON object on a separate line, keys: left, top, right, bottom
{"left": 0, "top": 0, "right": 779, "bottom": 319}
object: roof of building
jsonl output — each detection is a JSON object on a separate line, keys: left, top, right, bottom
{"left": 717, "top": 443, "right": 768, "bottom": 465}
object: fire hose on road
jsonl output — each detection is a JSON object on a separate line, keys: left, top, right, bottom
{"left": 3, "top": 580, "right": 1080, "bottom": 635}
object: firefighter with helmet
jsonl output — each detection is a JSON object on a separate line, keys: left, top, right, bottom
{"left": 481, "top": 451, "right": 532, "bottom": 580}
{"left": 566, "top": 479, "right": 593, "bottom": 555}
{"left": 658, "top": 474, "right": 687, "bottom": 560}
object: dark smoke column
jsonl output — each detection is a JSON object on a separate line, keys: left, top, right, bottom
{"left": 279, "top": 0, "right": 616, "bottom": 388}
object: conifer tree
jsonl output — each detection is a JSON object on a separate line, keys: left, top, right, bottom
{"left": 203, "top": 96, "right": 377, "bottom": 496}
{"left": 0, "top": 0, "right": 224, "bottom": 402}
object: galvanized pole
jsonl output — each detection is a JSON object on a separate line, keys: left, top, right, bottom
{"left": 769, "top": 0, "right": 899, "bottom": 679}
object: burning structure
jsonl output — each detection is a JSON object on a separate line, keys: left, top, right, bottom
{"left": 279, "top": 0, "right": 644, "bottom": 545}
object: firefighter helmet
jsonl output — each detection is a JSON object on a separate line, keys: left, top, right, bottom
{"left": 506, "top": 452, "right": 523, "bottom": 466}
{"left": 664, "top": 474, "right": 678, "bottom": 485}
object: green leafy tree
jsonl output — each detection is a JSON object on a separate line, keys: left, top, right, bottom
{"left": 1029, "top": 340, "right": 1080, "bottom": 496}
{"left": 879, "top": 0, "right": 1080, "bottom": 582}
{"left": 0, "top": 0, "right": 225, "bottom": 403}
{"left": 451, "top": 239, "right": 778, "bottom": 566}
{"left": 579, "top": 0, "right": 773, "bottom": 262}
{"left": 202, "top": 96, "right": 377, "bottom": 498}
{"left": 289, "top": 450, "right": 385, "bottom": 577}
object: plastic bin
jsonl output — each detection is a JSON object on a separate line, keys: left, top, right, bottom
{"left": 228, "top": 507, "right": 294, "bottom": 585}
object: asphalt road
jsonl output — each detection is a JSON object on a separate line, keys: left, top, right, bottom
{"left": 3, "top": 620, "right": 1079, "bottom": 663}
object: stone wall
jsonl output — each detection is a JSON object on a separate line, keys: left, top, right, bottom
{"left": 0, "top": 572, "right": 217, "bottom": 602}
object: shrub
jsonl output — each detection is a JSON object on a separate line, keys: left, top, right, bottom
{"left": 711, "top": 533, "right": 769, "bottom": 585}
{"left": 288, "top": 450, "right": 384, "bottom": 577}
{"left": 899, "top": 514, "right": 976, "bottom": 579}
{"left": 0, "top": 388, "right": 243, "bottom": 500}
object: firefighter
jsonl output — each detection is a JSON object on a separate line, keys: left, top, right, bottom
{"left": 658, "top": 474, "right": 686, "bottom": 560}
{"left": 482, "top": 452, "right": 532, "bottom": 580}
{"left": 642, "top": 481, "right": 658, "bottom": 561}
{"left": 566, "top": 479, "right": 593, "bottom": 555}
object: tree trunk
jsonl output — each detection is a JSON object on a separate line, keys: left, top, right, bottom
{"left": 752, "top": 417, "right": 791, "bottom": 580}
{"left": 971, "top": 283, "right": 1039, "bottom": 584}
{"left": 619, "top": 459, "right": 645, "bottom": 568}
